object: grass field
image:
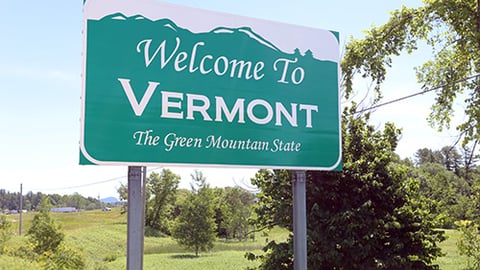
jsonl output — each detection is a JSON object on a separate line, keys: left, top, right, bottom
{"left": 435, "top": 229, "right": 469, "bottom": 270}
{"left": 1, "top": 208, "right": 287, "bottom": 269}
{"left": 0, "top": 208, "right": 473, "bottom": 269}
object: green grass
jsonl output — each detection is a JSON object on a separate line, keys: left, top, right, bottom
{"left": 0, "top": 255, "right": 40, "bottom": 270}
{"left": 106, "top": 251, "right": 259, "bottom": 270}
{"left": 435, "top": 229, "right": 469, "bottom": 270}
{"left": 2, "top": 209, "right": 287, "bottom": 269}
{"left": 3, "top": 210, "right": 473, "bottom": 270}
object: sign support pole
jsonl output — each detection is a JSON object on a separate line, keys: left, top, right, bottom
{"left": 127, "top": 166, "right": 145, "bottom": 270}
{"left": 293, "top": 170, "right": 307, "bottom": 270}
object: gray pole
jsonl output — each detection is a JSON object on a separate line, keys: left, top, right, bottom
{"left": 19, "top": 183, "right": 23, "bottom": 236}
{"left": 293, "top": 170, "right": 307, "bottom": 270}
{"left": 141, "top": 166, "right": 146, "bottom": 260}
{"left": 127, "top": 166, "right": 145, "bottom": 270}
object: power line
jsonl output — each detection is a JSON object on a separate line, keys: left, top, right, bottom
{"left": 32, "top": 175, "right": 127, "bottom": 192}
{"left": 30, "top": 166, "right": 162, "bottom": 193}
{"left": 348, "top": 73, "right": 480, "bottom": 115}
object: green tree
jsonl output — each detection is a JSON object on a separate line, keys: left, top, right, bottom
{"left": 171, "top": 170, "right": 216, "bottom": 256}
{"left": 25, "top": 197, "right": 85, "bottom": 269}
{"left": 250, "top": 169, "right": 292, "bottom": 232}
{"left": 218, "top": 187, "right": 255, "bottom": 241}
{"left": 145, "top": 169, "right": 180, "bottom": 235}
{"left": 440, "top": 146, "right": 462, "bottom": 172}
{"left": 171, "top": 188, "right": 191, "bottom": 219}
{"left": 417, "top": 163, "right": 463, "bottom": 203}
{"left": 117, "top": 183, "right": 128, "bottom": 214}
{"left": 410, "top": 145, "right": 480, "bottom": 224}
{"left": 457, "top": 220, "right": 480, "bottom": 270}
{"left": 459, "top": 145, "right": 480, "bottom": 183}
{"left": 415, "top": 148, "right": 444, "bottom": 166}
{"left": 249, "top": 109, "right": 445, "bottom": 269}
{"left": 212, "top": 188, "right": 228, "bottom": 238}
{"left": 342, "top": 0, "right": 480, "bottom": 146}
{"left": 27, "top": 197, "right": 64, "bottom": 255}
{"left": 416, "top": 162, "right": 471, "bottom": 226}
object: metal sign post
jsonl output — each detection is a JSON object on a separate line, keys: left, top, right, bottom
{"left": 293, "top": 170, "right": 307, "bottom": 270}
{"left": 127, "top": 166, "right": 145, "bottom": 270}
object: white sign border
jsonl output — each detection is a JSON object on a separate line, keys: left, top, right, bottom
{"left": 80, "top": 0, "right": 342, "bottom": 171}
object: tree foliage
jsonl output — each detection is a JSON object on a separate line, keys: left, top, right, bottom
{"left": 27, "top": 197, "right": 65, "bottom": 255}
{"left": 249, "top": 109, "right": 446, "bottom": 269}
{"left": 145, "top": 169, "right": 180, "bottom": 235}
{"left": 0, "top": 190, "right": 103, "bottom": 212}
{"left": 342, "top": 0, "right": 480, "bottom": 146}
{"left": 117, "top": 183, "right": 128, "bottom": 214}
{"left": 410, "top": 145, "right": 480, "bottom": 225}
{"left": 251, "top": 169, "right": 292, "bottom": 231}
{"left": 40, "top": 245, "right": 85, "bottom": 270}
{"left": 171, "top": 170, "right": 216, "bottom": 256}
{"left": 117, "top": 169, "right": 181, "bottom": 235}
{"left": 0, "top": 215, "right": 12, "bottom": 254}
{"left": 22, "top": 197, "right": 86, "bottom": 269}
{"left": 215, "top": 186, "right": 255, "bottom": 241}
{"left": 457, "top": 220, "right": 480, "bottom": 270}
{"left": 341, "top": 4, "right": 480, "bottom": 265}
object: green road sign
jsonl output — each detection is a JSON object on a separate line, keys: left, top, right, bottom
{"left": 81, "top": 0, "right": 341, "bottom": 170}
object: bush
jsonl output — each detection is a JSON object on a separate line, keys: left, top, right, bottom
{"left": 27, "top": 197, "right": 64, "bottom": 255}
{"left": 40, "top": 245, "right": 85, "bottom": 270}
{"left": 0, "top": 215, "right": 12, "bottom": 254}
{"left": 28, "top": 211, "right": 64, "bottom": 255}
{"left": 144, "top": 225, "right": 164, "bottom": 238}
{"left": 457, "top": 220, "right": 480, "bottom": 270}
{"left": 103, "top": 253, "right": 117, "bottom": 262}
{"left": 10, "top": 245, "right": 37, "bottom": 261}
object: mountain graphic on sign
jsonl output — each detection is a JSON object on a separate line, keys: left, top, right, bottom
{"left": 211, "top": 26, "right": 281, "bottom": 52}
{"left": 99, "top": 13, "right": 309, "bottom": 58}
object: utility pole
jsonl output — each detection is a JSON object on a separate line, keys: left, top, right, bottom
{"left": 19, "top": 183, "right": 23, "bottom": 236}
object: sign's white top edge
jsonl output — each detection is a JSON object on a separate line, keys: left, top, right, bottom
{"left": 83, "top": 0, "right": 340, "bottom": 63}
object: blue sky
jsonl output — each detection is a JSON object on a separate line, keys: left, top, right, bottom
{"left": 0, "top": 0, "right": 463, "bottom": 199}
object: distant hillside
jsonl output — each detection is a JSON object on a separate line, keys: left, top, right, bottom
{"left": 100, "top": 196, "right": 119, "bottom": 204}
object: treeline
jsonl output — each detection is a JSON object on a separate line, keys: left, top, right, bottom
{"left": 118, "top": 169, "right": 256, "bottom": 255}
{"left": 407, "top": 146, "right": 480, "bottom": 227}
{"left": 0, "top": 191, "right": 105, "bottom": 211}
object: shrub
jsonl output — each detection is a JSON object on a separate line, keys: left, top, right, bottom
{"left": 103, "top": 253, "right": 117, "bottom": 262}
{"left": 40, "top": 245, "right": 85, "bottom": 270}
{"left": 457, "top": 220, "right": 480, "bottom": 270}
{"left": 0, "top": 215, "right": 12, "bottom": 254}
